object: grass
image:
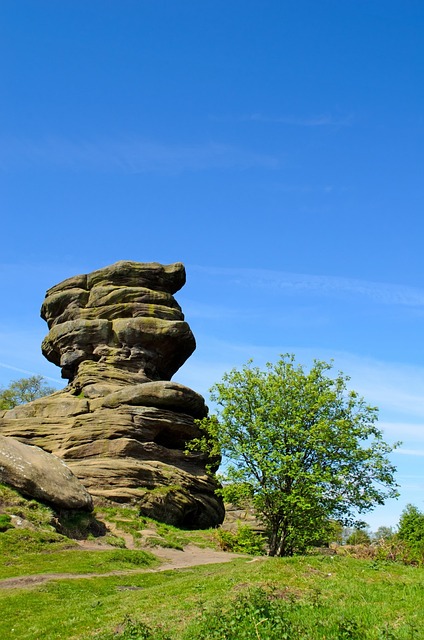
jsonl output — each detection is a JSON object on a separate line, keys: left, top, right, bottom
{"left": 0, "top": 555, "right": 423, "bottom": 639}
{"left": 0, "top": 484, "right": 223, "bottom": 553}
{"left": 0, "top": 482, "right": 55, "bottom": 528}
{"left": 0, "top": 487, "right": 159, "bottom": 580}
{"left": 96, "top": 504, "right": 219, "bottom": 551}
{"left": 2, "top": 485, "right": 424, "bottom": 639}
{"left": 0, "top": 543, "right": 157, "bottom": 580}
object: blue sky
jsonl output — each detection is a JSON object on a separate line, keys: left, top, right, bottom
{"left": 1, "top": 0, "right": 424, "bottom": 530}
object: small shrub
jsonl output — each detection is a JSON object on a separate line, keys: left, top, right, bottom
{"left": 215, "top": 524, "right": 266, "bottom": 555}
{"left": 336, "top": 616, "right": 367, "bottom": 639}
{"left": 374, "top": 536, "right": 412, "bottom": 564}
{"left": 184, "top": 587, "right": 297, "bottom": 639}
{"left": 336, "top": 543, "right": 375, "bottom": 560}
{"left": 335, "top": 535, "right": 421, "bottom": 566}
{"left": 95, "top": 615, "right": 171, "bottom": 640}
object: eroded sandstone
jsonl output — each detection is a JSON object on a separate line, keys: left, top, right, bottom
{"left": 0, "top": 261, "right": 224, "bottom": 528}
{"left": 0, "top": 434, "right": 93, "bottom": 511}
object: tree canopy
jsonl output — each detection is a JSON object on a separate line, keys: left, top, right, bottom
{"left": 0, "top": 375, "right": 56, "bottom": 410}
{"left": 195, "top": 355, "right": 400, "bottom": 556}
{"left": 397, "top": 504, "right": 424, "bottom": 549}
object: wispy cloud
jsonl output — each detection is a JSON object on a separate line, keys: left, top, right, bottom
{"left": 395, "top": 449, "right": 424, "bottom": 457}
{"left": 183, "top": 299, "right": 329, "bottom": 330}
{"left": 179, "top": 338, "right": 424, "bottom": 426}
{"left": 0, "top": 362, "right": 61, "bottom": 384}
{"left": 327, "top": 356, "right": 424, "bottom": 422}
{"left": 0, "top": 327, "right": 63, "bottom": 387}
{"left": 182, "top": 301, "right": 242, "bottom": 321}
{"left": 212, "top": 112, "right": 354, "bottom": 128}
{"left": 0, "top": 136, "right": 278, "bottom": 173}
{"left": 190, "top": 265, "right": 424, "bottom": 307}
{"left": 269, "top": 184, "right": 338, "bottom": 194}
{"left": 240, "top": 112, "right": 354, "bottom": 127}
{"left": 379, "top": 422, "right": 424, "bottom": 440}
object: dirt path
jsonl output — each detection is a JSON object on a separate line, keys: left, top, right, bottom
{"left": 148, "top": 543, "right": 244, "bottom": 569}
{"left": 0, "top": 545, "right": 246, "bottom": 591}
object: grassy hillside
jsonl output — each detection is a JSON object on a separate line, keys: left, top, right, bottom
{"left": 1, "top": 554, "right": 423, "bottom": 639}
{"left": 1, "top": 484, "right": 424, "bottom": 639}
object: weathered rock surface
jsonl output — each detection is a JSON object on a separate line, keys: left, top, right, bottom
{"left": 0, "top": 435, "right": 93, "bottom": 511}
{"left": 0, "top": 261, "right": 224, "bottom": 528}
{"left": 40, "top": 261, "right": 194, "bottom": 384}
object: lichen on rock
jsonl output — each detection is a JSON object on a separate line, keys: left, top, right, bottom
{"left": 0, "top": 261, "right": 224, "bottom": 528}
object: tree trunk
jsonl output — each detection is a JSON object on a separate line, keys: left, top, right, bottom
{"left": 277, "top": 533, "right": 293, "bottom": 557}
{"left": 268, "top": 524, "right": 280, "bottom": 556}
{"left": 273, "top": 523, "right": 293, "bottom": 557}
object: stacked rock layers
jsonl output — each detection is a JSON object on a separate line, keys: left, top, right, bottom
{"left": 0, "top": 261, "right": 224, "bottom": 528}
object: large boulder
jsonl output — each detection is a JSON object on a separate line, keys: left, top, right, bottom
{"left": 0, "top": 261, "right": 224, "bottom": 528}
{"left": 0, "top": 435, "right": 93, "bottom": 511}
{"left": 40, "top": 261, "right": 195, "bottom": 383}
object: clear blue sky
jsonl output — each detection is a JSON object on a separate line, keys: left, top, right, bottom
{"left": 1, "top": 0, "right": 423, "bottom": 530}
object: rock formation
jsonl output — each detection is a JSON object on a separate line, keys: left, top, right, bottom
{"left": 0, "top": 434, "right": 93, "bottom": 511}
{"left": 0, "top": 261, "right": 224, "bottom": 528}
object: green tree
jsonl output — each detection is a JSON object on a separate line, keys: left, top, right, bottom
{"left": 195, "top": 355, "right": 399, "bottom": 556}
{"left": 345, "top": 527, "right": 372, "bottom": 545}
{"left": 398, "top": 504, "right": 424, "bottom": 553}
{"left": 0, "top": 375, "right": 56, "bottom": 410}
{"left": 373, "top": 525, "right": 395, "bottom": 542}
